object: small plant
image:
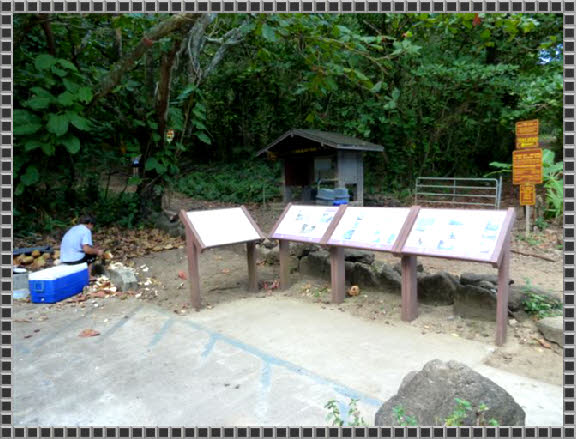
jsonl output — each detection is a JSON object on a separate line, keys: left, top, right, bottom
{"left": 522, "top": 279, "right": 562, "bottom": 319}
{"left": 325, "top": 399, "right": 367, "bottom": 426}
{"left": 534, "top": 217, "right": 548, "bottom": 231}
{"left": 476, "top": 403, "right": 499, "bottom": 427}
{"left": 393, "top": 405, "right": 418, "bottom": 426}
{"left": 444, "top": 398, "right": 472, "bottom": 426}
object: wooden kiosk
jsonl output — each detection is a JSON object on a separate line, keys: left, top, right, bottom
{"left": 179, "top": 207, "right": 266, "bottom": 310}
{"left": 256, "top": 129, "right": 386, "bottom": 206}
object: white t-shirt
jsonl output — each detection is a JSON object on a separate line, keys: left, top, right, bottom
{"left": 60, "top": 225, "right": 93, "bottom": 262}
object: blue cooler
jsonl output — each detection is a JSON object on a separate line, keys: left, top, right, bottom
{"left": 28, "top": 263, "right": 89, "bottom": 304}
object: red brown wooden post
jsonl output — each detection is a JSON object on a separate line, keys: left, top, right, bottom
{"left": 185, "top": 228, "right": 202, "bottom": 311}
{"left": 246, "top": 241, "right": 257, "bottom": 292}
{"left": 496, "top": 239, "right": 511, "bottom": 346}
{"left": 401, "top": 255, "right": 418, "bottom": 321}
{"left": 278, "top": 239, "right": 290, "bottom": 290}
{"left": 330, "top": 246, "right": 346, "bottom": 304}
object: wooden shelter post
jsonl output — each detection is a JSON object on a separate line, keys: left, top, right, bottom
{"left": 330, "top": 246, "right": 346, "bottom": 304}
{"left": 278, "top": 239, "right": 290, "bottom": 290}
{"left": 400, "top": 255, "right": 419, "bottom": 321}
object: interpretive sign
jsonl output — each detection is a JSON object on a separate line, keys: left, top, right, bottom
{"left": 519, "top": 183, "right": 536, "bottom": 206}
{"left": 326, "top": 207, "right": 411, "bottom": 251}
{"left": 179, "top": 207, "right": 265, "bottom": 311}
{"left": 271, "top": 204, "right": 341, "bottom": 243}
{"left": 186, "top": 207, "right": 263, "bottom": 249}
{"left": 512, "top": 148, "right": 543, "bottom": 185}
{"left": 401, "top": 208, "right": 511, "bottom": 264}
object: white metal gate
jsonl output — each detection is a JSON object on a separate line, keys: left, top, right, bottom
{"left": 414, "top": 177, "right": 502, "bottom": 209}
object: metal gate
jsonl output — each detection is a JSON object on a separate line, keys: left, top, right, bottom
{"left": 414, "top": 177, "right": 502, "bottom": 209}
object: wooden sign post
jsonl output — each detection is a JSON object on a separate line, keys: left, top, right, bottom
{"left": 269, "top": 204, "right": 346, "bottom": 294}
{"left": 514, "top": 119, "right": 541, "bottom": 237}
{"left": 179, "top": 207, "right": 265, "bottom": 310}
{"left": 398, "top": 207, "right": 516, "bottom": 346}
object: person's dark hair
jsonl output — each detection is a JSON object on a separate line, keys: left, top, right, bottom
{"left": 79, "top": 215, "right": 96, "bottom": 226}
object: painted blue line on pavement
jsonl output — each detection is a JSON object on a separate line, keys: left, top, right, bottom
{"left": 97, "top": 305, "right": 143, "bottom": 342}
{"left": 148, "top": 318, "right": 175, "bottom": 349}
{"left": 261, "top": 362, "right": 271, "bottom": 390}
{"left": 169, "top": 317, "right": 382, "bottom": 408}
{"left": 201, "top": 334, "right": 217, "bottom": 358}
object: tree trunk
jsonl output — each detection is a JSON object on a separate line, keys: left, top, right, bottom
{"left": 94, "top": 13, "right": 199, "bottom": 103}
{"left": 38, "top": 14, "right": 56, "bottom": 55}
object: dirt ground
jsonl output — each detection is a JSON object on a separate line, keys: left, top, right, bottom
{"left": 15, "top": 187, "right": 564, "bottom": 388}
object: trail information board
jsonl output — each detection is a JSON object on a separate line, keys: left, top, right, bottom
{"left": 401, "top": 208, "right": 509, "bottom": 263}
{"left": 327, "top": 207, "right": 411, "bottom": 251}
{"left": 513, "top": 148, "right": 543, "bottom": 184}
{"left": 271, "top": 205, "right": 339, "bottom": 243}
{"left": 186, "top": 207, "right": 263, "bottom": 249}
{"left": 515, "top": 119, "right": 539, "bottom": 149}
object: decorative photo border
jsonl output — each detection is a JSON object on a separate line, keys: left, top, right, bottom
{"left": 1, "top": 1, "right": 573, "bottom": 438}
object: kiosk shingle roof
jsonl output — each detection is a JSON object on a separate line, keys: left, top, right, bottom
{"left": 257, "top": 129, "right": 385, "bottom": 155}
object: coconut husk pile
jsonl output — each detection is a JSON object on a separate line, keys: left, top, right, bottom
{"left": 13, "top": 249, "right": 60, "bottom": 271}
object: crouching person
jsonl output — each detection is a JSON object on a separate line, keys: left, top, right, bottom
{"left": 60, "top": 215, "right": 104, "bottom": 281}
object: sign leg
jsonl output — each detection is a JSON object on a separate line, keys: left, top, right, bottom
{"left": 525, "top": 205, "right": 531, "bottom": 237}
{"left": 185, "top": 231, "right": 201, "bottom": 311}
{"left": 496, "top": 240, "right": 511, "bottom": 346}
{"left": 247, "top": 242, "right": 257, "bottom": 292}
{"left": 330, "top": 246, "right": 346, "bottom": 304}
{"left": 278, "top": 240, "right": 290, "bottom": 290}
{"left": 401, "top": 255, "right": 418, "bottom": 321}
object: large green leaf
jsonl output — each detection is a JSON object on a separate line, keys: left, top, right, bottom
{"left": 47, "top": 114, "right": 69, "bottom": 136}
{"left": 24, "top": 140, "right": 44, "bottom": 151}
{"left": 59, "top": 134, "right": 81, "bottom": 154}
{"left": 13, "top": 110, "right": 42, "bottom": 135}
{"left": 25, "top": 95, "right": 52, "bottom": 110}
{"left": 195, "top": 132, "right": 212, "bottom": 144}
{"left": 77, "top": 87, "right": 93, "bottom": 104}
{"left": 20, "top": 165, "right": 39, "bottom": 186}
{"left": 145, "top": 157, "right": 159, "bottom": 171}
{"left": 35, "top": 54, "right": 57, "bottom": 71}
{"left": 57, "top": 91, "right": 76, "bottom": 106}
{"left": 57, "top": 59, "right": 78, "bottom": 71}
{"left": 66, "top": 111, "right": 90, "bottom": 130}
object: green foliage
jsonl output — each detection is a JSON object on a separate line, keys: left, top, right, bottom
{"left": 393, "top": 405, "right": 418, "bottom": 426}
{"left": 175, "top": 160, "right": 280, "bottom": 204}
{"left": 325, "top": 399, "right": 367, "bottom": 427}
{"left": 444, "top": 398, "right": 473, "bottom": 426}
{"left": 522, "top": 279, "right": 562, "bottom": 319}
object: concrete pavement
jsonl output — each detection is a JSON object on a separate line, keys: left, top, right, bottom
{"left": 13, "top": 296, "right": 562, "bottom": 426}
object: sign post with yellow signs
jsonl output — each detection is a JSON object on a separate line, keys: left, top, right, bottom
{"left": 513, "top": 120, "right": 541, "bottom": 236}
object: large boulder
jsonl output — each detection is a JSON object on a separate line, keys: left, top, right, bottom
{"left": 257, "top": 245, "right": 280, "bottom": 265}
{"left": 460, "top": 273, "right": 500, "bottom": 287}
{"left": 537, "top": 316, "right": 563, "bottom": 346}
{"left": 344, "top": 250, "right": 375, "bottom": 265}
{"left": 454, "top": 285, "right": 497, "bottom": 321}
{"left": 107, "top": 266, "right": 139, "bottom": 292}
{"left": 299, "top": 250, "right": 330, "bottom": 281}
{"left": 290, "top": 242, "right": 319, "bottom": 258}
{"left": 345, "top": 262, "right": 380, "bottom": 290}
{"left": 375, "top": 360, "right": 526, "bottom": 426}
{"left": 375, "top": 262, "right": 402, "bottom": 292}
{"left": 417, "top": 272, "right": 459, "bottom": 305}
{"left": 150, "top": 212, "right": 185, "bottom": 238}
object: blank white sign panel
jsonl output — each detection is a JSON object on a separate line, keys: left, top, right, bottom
{"left": 187, "top": 207, "right": 261, "bottom": 248}
{"left": 327, "top": 207, "right": 410, "bottom": 251}
{"left": 272, "top": 205, "right": 338, "bottom": 243}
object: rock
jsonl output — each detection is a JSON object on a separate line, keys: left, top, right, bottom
{"left": 92, "top": 263, "right": 106, "bottom": 276}
{"left": 344, "top": 250, "right": 375, "bottom": 265}
{"left": 106, "top": 266, "right": 138, "bottom": 292}
{"left": 375, "top": 360, "right": 526, "bottom": 426}
{"left": 345, "top": 262, "right": 380, "bottom": 290}
{"left": 299, "top": 250, "right": 330, "bottom": 281}
{"left": 150, "top": 212, "right": 185, "bottom": 238}
{"left": 454, "top": 285, "right": 497, "bottom": 321}
{"left": 509, "top": 285, "right": 562, "bottom": 312}
{"left": 262, "top": 239, "right": 277, "bottom": 250}
{"left": 375, "top": 262, "right": 402, "bottom": 291}
{"left": 537, "top": 316, "right": 563, "bottom": 346}
{"left": 460, "top": 273, "right": 499, "bottom": 287}
{"left": 417, "top": 272, "right": 459, "bottom": 305}
{"left": 393, "top": 262, "right": 424, "bottom": 274}
{"left": 290, "top": 242, "right": 319, "bottom": 258}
